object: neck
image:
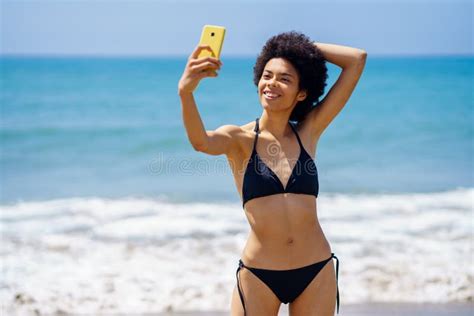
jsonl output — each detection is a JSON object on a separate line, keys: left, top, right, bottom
{"left": 259, "top": 111, "right": 292, "bottom": 139}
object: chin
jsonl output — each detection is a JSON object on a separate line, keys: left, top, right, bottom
{"left": 260, "top": 96, "right": 286, "bottom": 110}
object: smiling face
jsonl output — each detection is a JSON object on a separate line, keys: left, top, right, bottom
{"left": 258, "top": 58, "right": 307, "bottom": 112}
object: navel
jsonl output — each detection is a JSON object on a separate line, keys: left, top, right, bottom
{"left": 287, "top": 237, "right": 294, "bottom": 245}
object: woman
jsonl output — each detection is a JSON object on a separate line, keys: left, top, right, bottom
{"left": 178, "top": 31, "right": 366, "bottom": 316}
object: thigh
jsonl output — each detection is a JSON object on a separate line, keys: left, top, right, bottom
{"left": 288, "top": 259, "right": 336, "bottom": 316}
{"left": 230, "top": 268, "right": 281, "bottom": 316}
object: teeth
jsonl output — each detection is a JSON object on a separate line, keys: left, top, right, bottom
{"left": 264, "top": 91, "right": 280, "bottom": 98}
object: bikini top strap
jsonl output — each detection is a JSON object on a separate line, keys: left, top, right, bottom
{"left": 252, "top": 117, "right": 260, "bottom": 150}
{"left": 288, "top": 121, "right": 304, "bottom": 149}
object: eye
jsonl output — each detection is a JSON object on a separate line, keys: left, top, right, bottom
{"left": 262, "top": 74, "right": 290, "bottom": 83}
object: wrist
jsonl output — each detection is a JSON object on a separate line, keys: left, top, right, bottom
{"left": 178, "top": 88, "right": 194, "bottom": 97}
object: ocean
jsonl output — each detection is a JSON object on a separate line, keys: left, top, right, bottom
{"left": 0, "top": 55, "right": 472, "bottom": 314}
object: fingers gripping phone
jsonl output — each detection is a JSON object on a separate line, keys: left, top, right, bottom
{"left": 197, "top": 25, "right": 226, "bottom": 59}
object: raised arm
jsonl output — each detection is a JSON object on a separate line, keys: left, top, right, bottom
{"left": 178, "top": 45, "right": 242, "bottom": 156}
{"left": 306, "top": 43, "right": 367, "bottom": 138}
{"left": 179, "top": 91, "right": 243, "bottom": 155}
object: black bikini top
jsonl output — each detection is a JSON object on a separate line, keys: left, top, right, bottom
{"left": 241, "top": 117, "right": 319, "bottom": 208}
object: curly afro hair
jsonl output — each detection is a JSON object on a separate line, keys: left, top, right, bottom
{"left": 253, "top": 31, "right": 328, "bottom": 124}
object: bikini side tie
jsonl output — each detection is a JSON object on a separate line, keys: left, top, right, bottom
{"left": 331, "top": 253, "right": 340, "bottom": 314}
{"left": 236, "top": 259, "right": 247, "bottom": 316}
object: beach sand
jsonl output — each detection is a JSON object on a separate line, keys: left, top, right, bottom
{"left": 151, "top": 303, "right": 473, "bottom": 315}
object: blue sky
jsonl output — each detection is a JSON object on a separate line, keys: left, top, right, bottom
{"left": 1, "top": 0, "right": 472, "bottom": 57}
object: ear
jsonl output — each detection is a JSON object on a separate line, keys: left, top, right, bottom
{"left": 297, "top": 90, "right": 307, "bottom": 101}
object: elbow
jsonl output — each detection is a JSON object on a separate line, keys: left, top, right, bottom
{"left": 357, "top": 50, "right": 367, "bottom": 61}
{"left": 353, "top": 51, "right": 367, "bottom": 69}
{"left": 191, "top": 142, "right": 208, "bottom": 152}
{"left": 189, "top": 134, "right": 210, "bottom": 152}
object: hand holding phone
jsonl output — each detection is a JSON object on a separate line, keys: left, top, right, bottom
{"left": 197, "top": 25, "right": 226, "bottom": 59}
{"left": 177, "top": 25, "right": 226, "bottom": 94}
{"left": 178, "top": 45, "right": 223, "bottom": 94}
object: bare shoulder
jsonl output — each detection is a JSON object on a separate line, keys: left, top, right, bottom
{"left": 239, "top": 120, "right": 259, "bottom": 141}
{"left": 229, "top": 121, "right": 255, "bottom": 161}
{"left": 239, "top": 120, "right": 257, "bottom": 133}
{"left": 228, "top": 120, "right": 258, "bottom": 167}
{"left": 213, "top": 122, "right": 254, "bottom": 142}
{"left": 215, "top": 123, "right": 248, "bottom": 137}
{"left": 233, "top": 120, "right": 258, "bottom": 152}
{"left": 203, "top": 121, "right": 256, "bottom": 157}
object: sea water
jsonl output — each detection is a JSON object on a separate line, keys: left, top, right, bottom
{"left": 0, "top": 55, "right": 472, "bottom": 314}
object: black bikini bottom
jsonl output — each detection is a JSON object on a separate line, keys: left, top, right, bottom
{"left": 236, "top": 252, "right": 340, "bottom": 315}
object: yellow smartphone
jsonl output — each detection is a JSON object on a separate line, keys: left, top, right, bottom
{"left": 197, "top": 25, "right": 226, "bottom": 59}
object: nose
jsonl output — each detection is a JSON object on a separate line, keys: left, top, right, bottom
{"left": 267, "top": 76, "right": 278, "bottom": 87}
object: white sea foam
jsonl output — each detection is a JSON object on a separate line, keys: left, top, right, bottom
{"left": 1, "top": 188, "right": 472, "bottom": 314}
